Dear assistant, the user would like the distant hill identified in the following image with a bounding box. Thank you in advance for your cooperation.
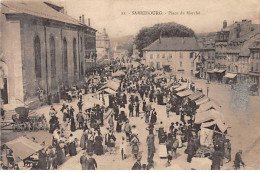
[110,35,134,52]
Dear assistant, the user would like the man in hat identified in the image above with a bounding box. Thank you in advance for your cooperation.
[124,120,131,142]
[80,151,89,170]
[128,102,134,117]
[77,111,84,129]
[77,100,83,112]
[234,150,245,170]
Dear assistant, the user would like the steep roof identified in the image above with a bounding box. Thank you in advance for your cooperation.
[249,40,260,49]
[230,25,260,43]
[239,34,260,56]
[1,1,83,26]
[143,37,200,51]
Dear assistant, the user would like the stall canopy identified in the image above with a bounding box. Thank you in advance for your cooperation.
[175,85,188,92]
[195,109,224,124]
[198,100,221,113]
[100,80,120,91]
[195,96,210,105]
[103,88,117,95]
[84,97,103,109]
[194,71,200,74]
[188,92,204,101]
[201,118,228,133]
[112,71,125,77]
[215,69,226,73]
[224,73,237,79]
[176,90,193,97]
[4,137,43,160]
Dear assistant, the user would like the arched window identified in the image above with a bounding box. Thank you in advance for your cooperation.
[63,38,68,80]
[73,38,77,72]
[50,36,56,89]
[34,36,41,78]
[50,36,56,78]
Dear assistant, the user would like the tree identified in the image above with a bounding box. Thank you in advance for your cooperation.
[134,22,195,57]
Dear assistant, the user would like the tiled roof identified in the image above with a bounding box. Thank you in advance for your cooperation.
[143,37,200,51]
[249,40,260,49]
[239,34,260,56]
[200,44,215,50]
[1,1,82,26]
[230,25,260,43]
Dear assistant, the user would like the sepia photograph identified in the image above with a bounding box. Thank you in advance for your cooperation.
[0,0,260,170]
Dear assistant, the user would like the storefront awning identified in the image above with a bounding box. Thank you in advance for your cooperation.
[176,90,193,97]
[197,100,221,113]
[224,73,237,79]
[4,137,43,160]
[249,72,260,77]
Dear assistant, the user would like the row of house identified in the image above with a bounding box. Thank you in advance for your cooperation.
[0,1,97,106]
[142,19,260,86]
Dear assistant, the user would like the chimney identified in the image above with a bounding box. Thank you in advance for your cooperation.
[88,18,91,27]
[82,15,85,24]
[236,24,241,38]
[79,16,81,23]
[223,20,227,29]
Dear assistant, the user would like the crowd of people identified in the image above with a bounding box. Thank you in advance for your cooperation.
[1,60,247,170]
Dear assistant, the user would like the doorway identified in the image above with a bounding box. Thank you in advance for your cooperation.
[1,78,8,104]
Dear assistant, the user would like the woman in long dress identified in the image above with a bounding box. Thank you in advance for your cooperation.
[131,134,139,159]
[80,130,88,150]
[94,132,103,155]
[70,116,76,132]
[69,134,77,156]
[87,131,95,155]
[176,128,183,148]
[159,132,168,158]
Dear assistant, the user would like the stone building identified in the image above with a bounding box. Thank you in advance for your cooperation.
[199,44,216,80]
[249,40,260,86]
[215,19,260,82]
[143,37,200,78]
[96,28,110,66]
[0,1,96,107]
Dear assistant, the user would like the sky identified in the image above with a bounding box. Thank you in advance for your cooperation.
[59,0,260,38]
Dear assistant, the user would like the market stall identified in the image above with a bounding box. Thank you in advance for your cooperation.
[2,137,43,169]
[197,101,221,113]
[195,96,210,106]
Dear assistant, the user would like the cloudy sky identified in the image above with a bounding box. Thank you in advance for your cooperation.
[61,0,260,38]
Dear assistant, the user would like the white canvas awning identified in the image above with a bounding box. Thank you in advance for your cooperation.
[188,92,204,101]
[198,100,221,113]
[195,96,210,105]
[175,85,187,92]
[195,109,225,124]
[176,90,193,97]
[4,137,43,160]
[224,73,237,79]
